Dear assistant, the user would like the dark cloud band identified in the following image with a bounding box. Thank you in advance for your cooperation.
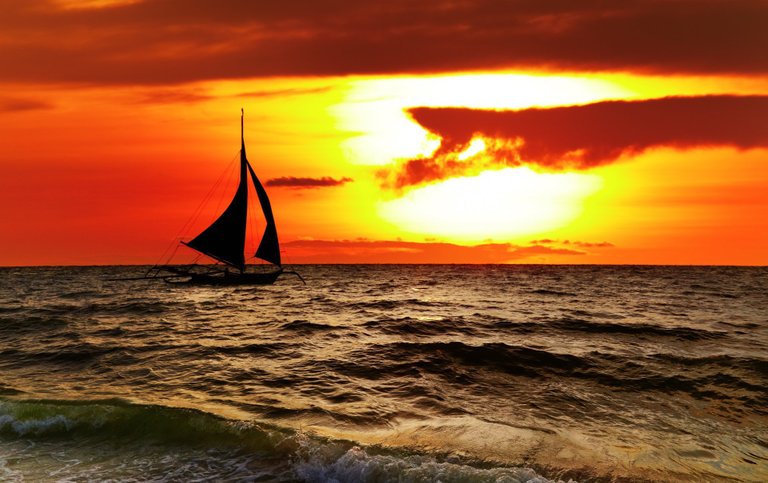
[1,1,766,84]
[378,95,768,189]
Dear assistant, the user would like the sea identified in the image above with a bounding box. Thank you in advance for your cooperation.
[0,265,765,482]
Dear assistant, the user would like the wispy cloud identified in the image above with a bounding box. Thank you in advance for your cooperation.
[379,95,768,189]
[127,85,335,105]
[130,88,214,104]
[531,239,614,248]
[237,86,335,99]
[266,176,353,189]
[283,239,591,264]
[0,96,54,112]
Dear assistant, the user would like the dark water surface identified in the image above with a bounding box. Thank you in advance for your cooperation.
[0,265,766,482]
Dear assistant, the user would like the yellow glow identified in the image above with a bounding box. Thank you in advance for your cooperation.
[378,167,603,241]
[4,70,767,265]
[458,138,487,161]
[334,72,768,168]
[335,73,632,166]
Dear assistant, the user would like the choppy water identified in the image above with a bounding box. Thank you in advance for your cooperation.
[0,265,766,482]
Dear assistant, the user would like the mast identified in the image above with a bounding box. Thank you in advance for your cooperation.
[182,111,249,271]
[182,109,281,270]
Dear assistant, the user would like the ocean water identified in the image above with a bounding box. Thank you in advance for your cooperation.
[0,265,766,482]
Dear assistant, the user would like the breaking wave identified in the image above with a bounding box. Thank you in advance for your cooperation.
[0,398,559,482]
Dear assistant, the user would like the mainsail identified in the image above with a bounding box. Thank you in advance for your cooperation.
[183,110,281,270]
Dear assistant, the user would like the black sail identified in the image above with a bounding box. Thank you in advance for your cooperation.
[183,110,280,270]
[247,160,281,266]
[184,150,248,270]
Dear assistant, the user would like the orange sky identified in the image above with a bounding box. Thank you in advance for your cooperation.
[1,0,767,266]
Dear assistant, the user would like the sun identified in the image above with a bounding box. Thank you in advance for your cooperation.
[378,167,602,242]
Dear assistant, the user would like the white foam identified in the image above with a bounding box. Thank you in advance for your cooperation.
[294,445,563,483]
[0,458,22,483]
[0,445,25,483]
[0,414,75,436]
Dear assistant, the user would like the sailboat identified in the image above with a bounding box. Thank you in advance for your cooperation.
[144,110,302,285]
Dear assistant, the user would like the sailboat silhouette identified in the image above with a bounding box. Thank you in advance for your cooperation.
[147,110,303,285]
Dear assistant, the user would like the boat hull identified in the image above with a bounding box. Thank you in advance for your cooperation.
[162,267,284,286]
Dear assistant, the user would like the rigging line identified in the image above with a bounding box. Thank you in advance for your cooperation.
[148,240,184,278]
[147,243,181,277]
[147,151,239,274]
[161,241,182,267]
[282,246,294,267]
[210,151,239,219]
[148,234,182,275]
[147,237,183,277]
[183,150,240,240]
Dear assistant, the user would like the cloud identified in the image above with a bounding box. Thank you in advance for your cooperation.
[130,88,214,104]
[283,239,587,264]
[0,1,765,84]
[379,95,768,189]
[266,176,353,189]
[128,85,334,105]
[531,239,614,248]
[0,96,54,112]
[237,86,335,99]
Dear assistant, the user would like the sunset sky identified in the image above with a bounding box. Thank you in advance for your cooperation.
[1,0,766,265]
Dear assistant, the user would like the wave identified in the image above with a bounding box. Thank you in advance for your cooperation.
[490,317,726,340]
[329,341,766,409]
[650,351,767,372]
[0,397,558,482]
[551,318,727,340]
[0,398,276,448]
[282,319,338,332]
[349,298,447,311]
[205,342,295,357]
[0,344,124,368]
[363,316,480,337]
[75,299,182,316]
[0,385,22,397]
[0,314,72,333]
[371,341,590,378]
[295,446,556,483]
[0,300,179,337]
[528,289,577,297]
